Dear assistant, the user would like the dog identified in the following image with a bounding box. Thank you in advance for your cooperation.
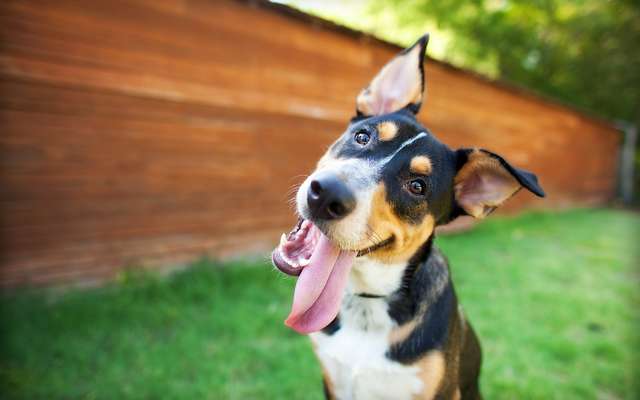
[272,34,545,400]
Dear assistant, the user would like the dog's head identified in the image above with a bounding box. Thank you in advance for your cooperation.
[272,35,544,333]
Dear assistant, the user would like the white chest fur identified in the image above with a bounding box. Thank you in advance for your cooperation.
[309,258,423,400]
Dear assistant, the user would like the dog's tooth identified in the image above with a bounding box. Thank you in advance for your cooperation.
[279,233,288,246]
[298,257,311,267]
[281,253,300,269]
[282,254,293,265]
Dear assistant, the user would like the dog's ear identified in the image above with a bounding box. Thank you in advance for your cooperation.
[356,34,429,117]
[454,148,545,218]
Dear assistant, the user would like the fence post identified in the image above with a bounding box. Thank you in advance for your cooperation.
[616,121,637,205]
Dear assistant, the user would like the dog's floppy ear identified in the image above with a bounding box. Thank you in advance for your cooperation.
[454,148,545,218]
[356,34,429,117]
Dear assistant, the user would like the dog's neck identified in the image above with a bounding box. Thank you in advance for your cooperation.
[322,237,450,336]
[346,236,448,315]
[348,257,409,298]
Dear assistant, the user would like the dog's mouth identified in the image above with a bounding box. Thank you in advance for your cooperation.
[272,218,393,334]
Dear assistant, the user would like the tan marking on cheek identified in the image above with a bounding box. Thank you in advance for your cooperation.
[412,350,446,400]
[366,184,435,263]
[377,121,398,141]
[410,156,432,175]
[364,183,403,251]
[389,318,419,345]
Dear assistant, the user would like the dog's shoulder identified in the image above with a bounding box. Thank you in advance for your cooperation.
[387,245,454,363]
[385,245,472,398]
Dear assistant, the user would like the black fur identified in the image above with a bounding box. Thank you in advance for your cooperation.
[386,236,434,325]
[321,316,341,335]
[386,244,455,364]
[387,282,454,364]
[329,112,545,227]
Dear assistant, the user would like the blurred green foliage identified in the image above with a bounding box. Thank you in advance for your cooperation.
[288,0,640,124]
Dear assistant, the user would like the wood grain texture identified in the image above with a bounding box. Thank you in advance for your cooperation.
[0,0,620,287]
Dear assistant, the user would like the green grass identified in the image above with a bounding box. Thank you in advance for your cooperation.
[1,209,638,400]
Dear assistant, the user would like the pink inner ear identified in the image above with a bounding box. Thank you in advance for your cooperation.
[456,168,520,218]
[357,43,424,116]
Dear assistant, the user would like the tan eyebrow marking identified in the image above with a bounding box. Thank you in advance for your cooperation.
[410,155,432,175]
[377,121,398,141]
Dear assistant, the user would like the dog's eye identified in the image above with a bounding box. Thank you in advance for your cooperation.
[354,130,370,146]
[408,179,426,196]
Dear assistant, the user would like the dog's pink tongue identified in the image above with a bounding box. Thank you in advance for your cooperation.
[285,232,356,334]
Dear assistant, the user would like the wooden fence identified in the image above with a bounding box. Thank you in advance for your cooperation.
[0,0,621,287]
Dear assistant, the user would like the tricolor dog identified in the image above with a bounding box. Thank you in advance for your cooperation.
[272,35,544,400]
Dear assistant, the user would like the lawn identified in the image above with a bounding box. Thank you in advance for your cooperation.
[1,209,638,400]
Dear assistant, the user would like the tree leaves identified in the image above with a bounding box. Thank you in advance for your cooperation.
[291,0,640,123]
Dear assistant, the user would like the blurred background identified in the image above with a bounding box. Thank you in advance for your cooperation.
[0,0,638,399]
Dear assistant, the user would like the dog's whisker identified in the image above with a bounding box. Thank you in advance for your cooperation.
[286,193,298,204]
[285,184,301,198]
[288,174,309,182]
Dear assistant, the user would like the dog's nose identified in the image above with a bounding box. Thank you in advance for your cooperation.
[307,172,356,220]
